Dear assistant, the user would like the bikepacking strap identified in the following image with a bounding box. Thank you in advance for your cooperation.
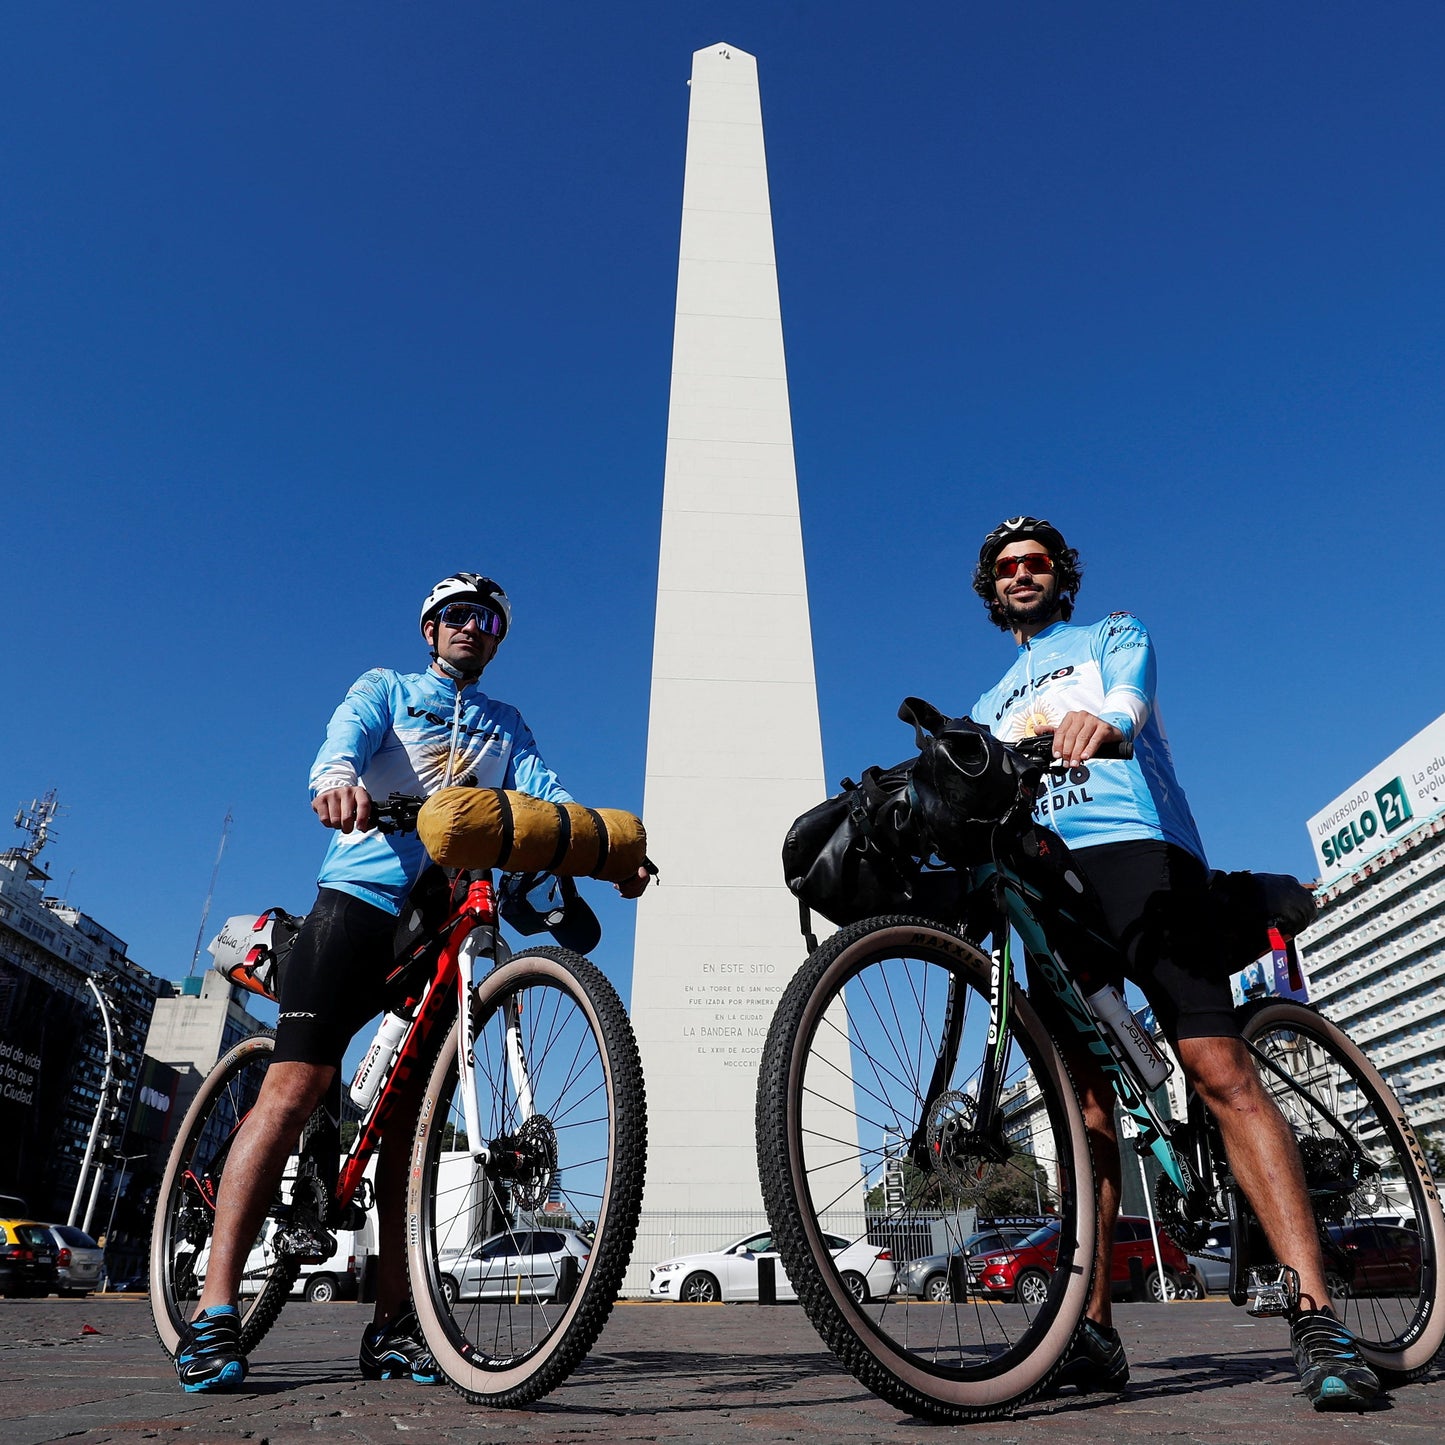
[416,786,648,883]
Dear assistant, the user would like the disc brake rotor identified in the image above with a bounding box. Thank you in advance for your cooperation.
[924,1090,1000,1201]
[510,1114,559,1212]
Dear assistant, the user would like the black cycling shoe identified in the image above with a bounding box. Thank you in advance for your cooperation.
[1041,1318,1129,1396]
[1290,1309,1380,1410]
[360,1309,442,1385]
[175,1305,248,1393]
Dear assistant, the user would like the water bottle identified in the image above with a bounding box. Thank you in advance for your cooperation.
[349,1010,409,1110]
[1084,983,1171,1091]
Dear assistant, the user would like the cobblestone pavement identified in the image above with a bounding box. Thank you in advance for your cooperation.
[2,1296,1442,1444]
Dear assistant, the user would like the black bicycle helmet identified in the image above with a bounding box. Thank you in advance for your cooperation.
[973,516,1083,628]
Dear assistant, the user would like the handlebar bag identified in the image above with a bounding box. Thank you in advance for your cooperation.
[417,787,647,883]
[783,759,961,926]
[900,697,1031,868]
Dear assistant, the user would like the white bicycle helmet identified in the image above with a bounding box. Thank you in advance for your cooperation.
[419,572,512,641]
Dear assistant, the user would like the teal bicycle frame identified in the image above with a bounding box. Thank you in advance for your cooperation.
[968,856,1193,1197]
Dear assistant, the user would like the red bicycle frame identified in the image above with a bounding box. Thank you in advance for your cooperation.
[334,876,497,1209]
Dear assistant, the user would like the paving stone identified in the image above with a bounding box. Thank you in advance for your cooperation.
[0,1296,1440,1444]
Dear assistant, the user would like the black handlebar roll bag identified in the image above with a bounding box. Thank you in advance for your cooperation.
[901,697,1031,868]
[417,787,647,884]
[782,759,948,927]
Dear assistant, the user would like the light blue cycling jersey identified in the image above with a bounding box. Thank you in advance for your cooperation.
[310,667,572,914]
[970,614,1206,863]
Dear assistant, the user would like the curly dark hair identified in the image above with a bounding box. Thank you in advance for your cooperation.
[972,516,1084,630]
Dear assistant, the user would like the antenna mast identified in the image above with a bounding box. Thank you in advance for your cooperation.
[188,810,234,975]
[12,790,61,861]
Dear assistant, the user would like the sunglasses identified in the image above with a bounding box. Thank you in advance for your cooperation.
[437,601,505,636]
[993,552,1055,580]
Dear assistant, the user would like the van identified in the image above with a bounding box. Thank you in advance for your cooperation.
[287,1219,375,1303]
[194,1215,376,1303]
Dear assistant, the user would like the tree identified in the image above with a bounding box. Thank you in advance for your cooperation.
[865,1147,1054,1216]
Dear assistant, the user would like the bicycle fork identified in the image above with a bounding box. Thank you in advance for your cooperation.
[453,925,535,1166]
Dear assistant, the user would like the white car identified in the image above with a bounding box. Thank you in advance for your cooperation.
[435,1227,592,1305]
[649,1229,895,1304]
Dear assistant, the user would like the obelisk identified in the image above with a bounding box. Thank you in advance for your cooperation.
[629,43,859,1260]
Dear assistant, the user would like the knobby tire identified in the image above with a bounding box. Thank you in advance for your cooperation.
[150,1029,302,1358]
[757,916,1097,1422]
[1239,997,1445,1382]
[406,946,646,1406]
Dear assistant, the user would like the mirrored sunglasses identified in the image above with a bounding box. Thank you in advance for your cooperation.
[993,552,1056,580]
[438,600,505,635]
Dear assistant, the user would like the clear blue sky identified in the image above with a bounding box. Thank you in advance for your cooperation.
[4,5,1444,1052]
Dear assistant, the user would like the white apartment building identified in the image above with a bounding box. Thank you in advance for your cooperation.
[1296,712,1445,1157]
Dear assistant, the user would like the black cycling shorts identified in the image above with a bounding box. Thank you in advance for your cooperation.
[1051,838,1241,1044]
[272,887,397,1068]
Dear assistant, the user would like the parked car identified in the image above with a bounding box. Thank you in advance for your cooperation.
[0,1218,61,1297]
[649,1229,896,1304]
[898,1225,1038,1301]
[46,1225,104,1296]
[435,1227,592,1305]
[1325,1221,1423,1298]
[969,1215,1194,1303]
[1188,1217,1423,1300]
[1187,1221,1232,1294]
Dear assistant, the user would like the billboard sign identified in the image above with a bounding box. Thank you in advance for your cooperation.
[0,958,91,1213]
[127,1055,180,1144]
[1307,712,1445,883]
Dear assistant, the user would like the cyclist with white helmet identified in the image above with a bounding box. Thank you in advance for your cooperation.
[969,518,1379,1412]
[174,573,649,1395]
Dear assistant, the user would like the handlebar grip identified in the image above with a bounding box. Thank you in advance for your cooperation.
[1010,734,1134,763]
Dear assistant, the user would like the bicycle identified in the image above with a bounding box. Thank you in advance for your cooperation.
[149,794,647,1406]
[757,725,1445,1422]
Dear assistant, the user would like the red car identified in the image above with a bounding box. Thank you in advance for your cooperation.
[969,1215,1196,1304]
[1326,1222,1422,1298]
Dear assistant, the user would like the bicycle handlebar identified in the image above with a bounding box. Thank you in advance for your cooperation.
[1006,733,1133,765]
[372,793,424,835]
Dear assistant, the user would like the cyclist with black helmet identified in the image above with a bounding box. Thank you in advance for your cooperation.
[174,573,649,1394]
[968,518,1379,1411]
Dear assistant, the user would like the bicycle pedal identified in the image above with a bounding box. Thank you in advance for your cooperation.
[1246,1264,1300,1317]
[274,1224,336,1264]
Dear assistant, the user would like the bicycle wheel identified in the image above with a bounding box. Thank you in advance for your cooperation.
[757,916,1096,1422]
[150,1030,301,1357]
[407,946,646,1406]
[1240,998,1445,1382]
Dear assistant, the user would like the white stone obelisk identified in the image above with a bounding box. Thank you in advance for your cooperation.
[629,44,860,1252]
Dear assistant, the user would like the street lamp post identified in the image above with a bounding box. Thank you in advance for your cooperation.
[68,977,116,1228]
